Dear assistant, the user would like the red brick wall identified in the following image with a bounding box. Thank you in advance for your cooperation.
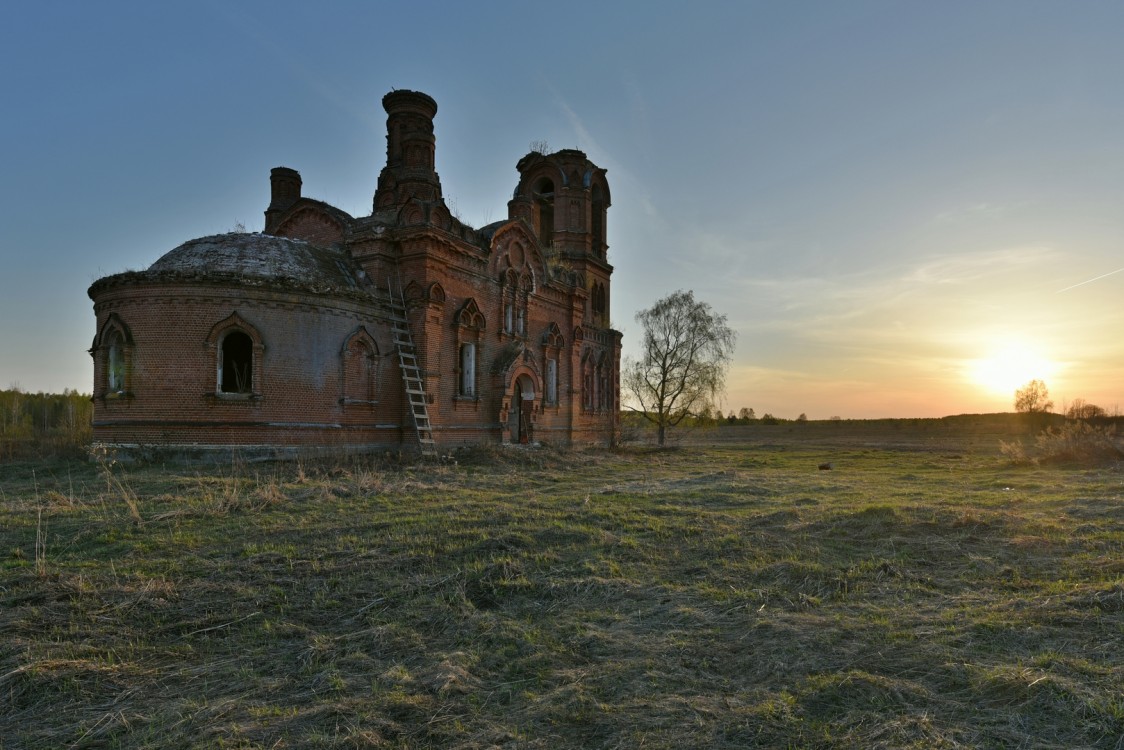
[274,208,345,246]
[346,227,619,449]
[90,269,618,451]
[91,281,407,449]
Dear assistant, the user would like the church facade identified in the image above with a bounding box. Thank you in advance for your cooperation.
[88,90,621,458]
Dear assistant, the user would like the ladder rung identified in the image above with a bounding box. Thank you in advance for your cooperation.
[389,288,437,459]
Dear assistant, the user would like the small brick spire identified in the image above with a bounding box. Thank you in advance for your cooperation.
[373,90,444,212]
[264,167,301,233]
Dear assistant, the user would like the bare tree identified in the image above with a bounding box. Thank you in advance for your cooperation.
[1014,379,1053,414]
[1066,398,1107,420]
[623,290,736,446]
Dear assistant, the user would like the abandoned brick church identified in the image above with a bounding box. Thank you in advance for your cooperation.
[88,90,622,457]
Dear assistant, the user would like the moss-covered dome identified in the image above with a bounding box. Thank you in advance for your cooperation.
[148,233,357,288]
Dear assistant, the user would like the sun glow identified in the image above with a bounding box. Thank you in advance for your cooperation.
[969,340,1059,396]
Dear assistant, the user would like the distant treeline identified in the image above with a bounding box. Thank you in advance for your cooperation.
[621,408,1124,446]
[0,388,92,460]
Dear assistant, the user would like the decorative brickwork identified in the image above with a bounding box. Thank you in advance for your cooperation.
[89,91,621,458]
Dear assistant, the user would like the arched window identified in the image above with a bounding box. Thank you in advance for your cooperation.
[546,358,558,405]
[459,343,476,397]
[92,314,134,398]
[454,299,485,402]
[591,282,608,323]
[106,331,125,392]
[341,327,379,405]
[582,352,594,412]
[220,331,254,394]
[516,270,533,337]
[541,322,564,408]
[206,313,264,398]
[501,268,518,336]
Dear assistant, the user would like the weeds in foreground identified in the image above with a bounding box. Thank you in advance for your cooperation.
[92,445,144,524]
[1000,420,1123,466]
[34,507,46,577]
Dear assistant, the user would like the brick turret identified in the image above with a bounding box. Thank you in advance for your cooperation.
[264,167,302,234]
[373,90,444,212]
[509,149,613,327]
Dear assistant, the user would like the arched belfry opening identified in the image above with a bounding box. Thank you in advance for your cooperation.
[592,184,607,259]
[533,177,555,245]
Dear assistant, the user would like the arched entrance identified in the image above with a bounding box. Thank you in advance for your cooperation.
[509,375,536,444]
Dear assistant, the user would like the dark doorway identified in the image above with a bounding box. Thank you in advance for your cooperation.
[512,376,535,444]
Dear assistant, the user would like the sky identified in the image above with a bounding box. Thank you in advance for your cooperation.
[3,1,1123,419]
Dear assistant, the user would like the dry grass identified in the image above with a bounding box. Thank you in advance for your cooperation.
[1000,421,1124,467]
[2,424,1123,748]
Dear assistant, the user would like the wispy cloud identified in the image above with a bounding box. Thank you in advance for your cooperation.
[932,201,1028,224]
[549,85,663,228]
[900,246,1057,285]
[548,87,610,164]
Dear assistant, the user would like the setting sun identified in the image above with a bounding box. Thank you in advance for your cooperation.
[969,340,1059,396]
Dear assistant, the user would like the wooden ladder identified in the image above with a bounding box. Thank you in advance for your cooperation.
[387,282,438,459]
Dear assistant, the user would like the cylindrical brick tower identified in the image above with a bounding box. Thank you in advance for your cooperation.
[374,90,443,210]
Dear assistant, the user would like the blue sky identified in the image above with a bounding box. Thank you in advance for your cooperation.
[4,1,1124,418]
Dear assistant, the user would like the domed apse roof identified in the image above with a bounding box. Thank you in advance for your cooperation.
[148,233,359,289]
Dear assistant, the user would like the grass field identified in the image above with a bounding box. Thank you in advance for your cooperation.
[2,419,1122,748]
